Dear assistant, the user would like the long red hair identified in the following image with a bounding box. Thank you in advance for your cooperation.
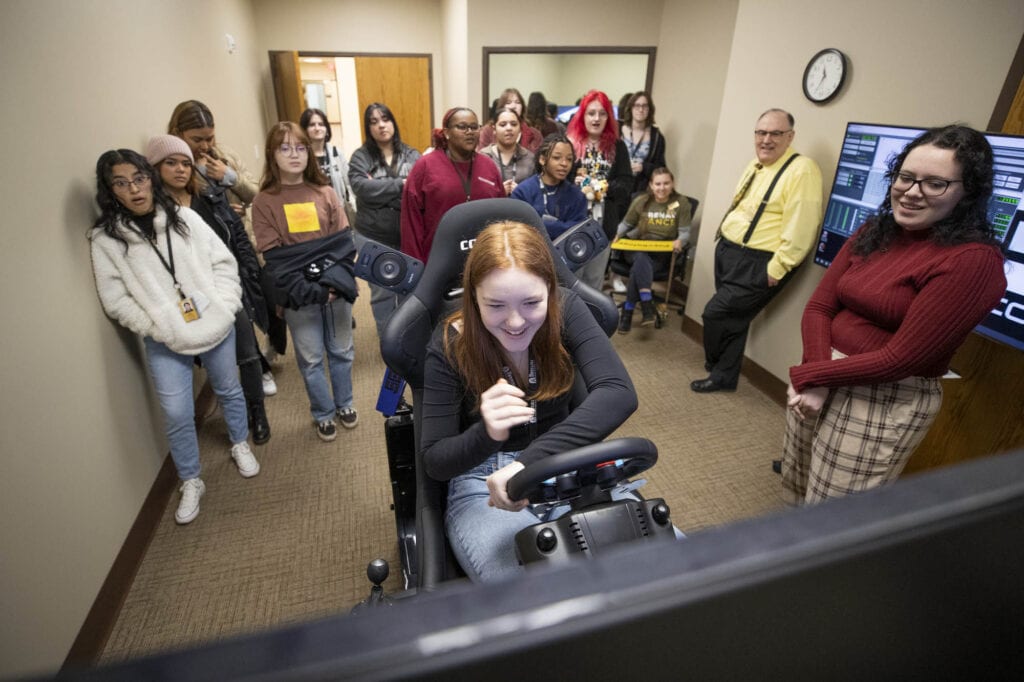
[444,221,573,401]
[566,90,619,161]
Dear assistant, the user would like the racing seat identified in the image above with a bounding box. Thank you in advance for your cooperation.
[379,198,618,590]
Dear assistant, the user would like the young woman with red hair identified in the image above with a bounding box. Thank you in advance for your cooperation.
[565,90,633,290]
[419,221,638,582]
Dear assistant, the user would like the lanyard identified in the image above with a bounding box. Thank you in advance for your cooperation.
[541,178,561,217]
[501,356,538,441]
[128,220,187,300]
[447,152,475,202]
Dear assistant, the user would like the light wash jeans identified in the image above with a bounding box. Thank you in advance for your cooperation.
[284,301,354,422]
[352,230,401,338]
[143,330,248,481]
[445,451,642,583]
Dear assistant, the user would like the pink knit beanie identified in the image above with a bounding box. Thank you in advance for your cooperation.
[145,135,194,165]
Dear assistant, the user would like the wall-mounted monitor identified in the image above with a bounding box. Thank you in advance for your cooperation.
[813,122,1024,352]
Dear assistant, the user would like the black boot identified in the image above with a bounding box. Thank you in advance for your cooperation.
[248,399,271,445]
[640,300,656,326]
[618,306,633,334]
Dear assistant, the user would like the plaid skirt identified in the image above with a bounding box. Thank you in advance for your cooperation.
[781,370,943,505]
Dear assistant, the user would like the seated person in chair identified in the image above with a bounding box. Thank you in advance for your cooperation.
[614,167,691,332]
[419,221,638,583]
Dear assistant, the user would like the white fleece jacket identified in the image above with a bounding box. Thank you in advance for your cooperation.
[90,205,242,355]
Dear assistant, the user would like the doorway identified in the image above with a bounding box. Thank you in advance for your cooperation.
[270,51,434,155]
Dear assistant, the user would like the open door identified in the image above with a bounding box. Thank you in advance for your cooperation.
[269,50,305,124]
[269,52,433,153]
[354,56,433,153]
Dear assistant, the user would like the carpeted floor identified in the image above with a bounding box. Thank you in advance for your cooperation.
[99,281,789,664]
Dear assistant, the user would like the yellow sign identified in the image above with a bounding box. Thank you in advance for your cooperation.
[284,202,322,233]
[611,238,675,252]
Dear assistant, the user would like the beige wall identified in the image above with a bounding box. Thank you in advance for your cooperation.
[250,0,445,126]
[3,0,1022,676]
[0,0,267,676]
[685,0,1024,384]
[654,0,740,231]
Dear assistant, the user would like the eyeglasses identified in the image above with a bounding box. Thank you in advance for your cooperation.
[110,174,151,191]
[633,103,650,109]
[892,172,963,197]
[278,144,308,155]
[753,129,792,139]
[449,123,481,133]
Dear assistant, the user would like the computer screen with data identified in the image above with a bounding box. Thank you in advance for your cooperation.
[814,122,1024,352]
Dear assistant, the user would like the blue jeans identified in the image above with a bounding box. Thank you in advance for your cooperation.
[143,330,248,481]
[284,301,354,421]
[445,451,642,583]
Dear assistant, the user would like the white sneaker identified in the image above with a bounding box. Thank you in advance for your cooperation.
[612,277,627,293]
[175,478,205,524]
[231,441,261,478]
[262,371,278,396]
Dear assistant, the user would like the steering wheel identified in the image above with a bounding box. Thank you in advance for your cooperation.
[506,437,658,505]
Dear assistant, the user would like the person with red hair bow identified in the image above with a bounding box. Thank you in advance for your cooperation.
[565,90,633,290]
[400,107,505,263]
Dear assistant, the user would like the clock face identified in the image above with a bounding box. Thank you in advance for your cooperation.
[803,49,847,104]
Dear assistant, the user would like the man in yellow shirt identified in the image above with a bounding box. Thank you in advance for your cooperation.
[692,109,823,393]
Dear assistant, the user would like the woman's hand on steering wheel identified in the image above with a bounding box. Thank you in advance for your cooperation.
[487,460,529,511]
[480,379,535,442]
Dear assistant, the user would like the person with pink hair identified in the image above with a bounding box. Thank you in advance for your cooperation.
[565,90,633,290]
[400,107,505,262]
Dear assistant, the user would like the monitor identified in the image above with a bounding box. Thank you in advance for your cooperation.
[814,122,1024,352]
[61,449,1024,681]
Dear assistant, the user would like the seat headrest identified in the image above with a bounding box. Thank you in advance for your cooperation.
[381,198,616,388]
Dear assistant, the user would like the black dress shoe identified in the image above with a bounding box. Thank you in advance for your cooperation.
[689,377,737,393]
[772,459,782,474]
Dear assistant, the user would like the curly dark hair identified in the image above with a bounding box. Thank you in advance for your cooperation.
[853,125,998,256]
[534,133,575,175]
[92,149,187,252]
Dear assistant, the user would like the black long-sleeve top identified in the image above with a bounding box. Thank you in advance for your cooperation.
[420,288,638,482]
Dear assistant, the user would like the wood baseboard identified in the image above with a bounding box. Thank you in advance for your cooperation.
[62,457,177,669]
[63,381,216,669]
[680,315,787,407]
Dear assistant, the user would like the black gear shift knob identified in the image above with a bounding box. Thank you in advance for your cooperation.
[367,558,389,586]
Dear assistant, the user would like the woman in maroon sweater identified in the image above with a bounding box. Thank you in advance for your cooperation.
[781,125,1006,504]
[400,107,504,263]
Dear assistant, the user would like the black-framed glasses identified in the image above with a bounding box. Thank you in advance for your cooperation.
[449,123,481,133]
[892,172,962,197]
[753,129,792,139]
[110,173,151,191]
[278,144,308,155]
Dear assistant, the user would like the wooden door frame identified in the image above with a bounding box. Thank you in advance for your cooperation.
[987,31,1024,131]
[288,50,434,127]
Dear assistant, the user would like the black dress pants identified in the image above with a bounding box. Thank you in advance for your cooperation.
[700,239,794,386]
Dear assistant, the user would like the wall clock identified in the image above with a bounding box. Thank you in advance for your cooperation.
[803,48,848,104]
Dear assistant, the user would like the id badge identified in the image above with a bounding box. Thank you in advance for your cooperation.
[179,297,201,323]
